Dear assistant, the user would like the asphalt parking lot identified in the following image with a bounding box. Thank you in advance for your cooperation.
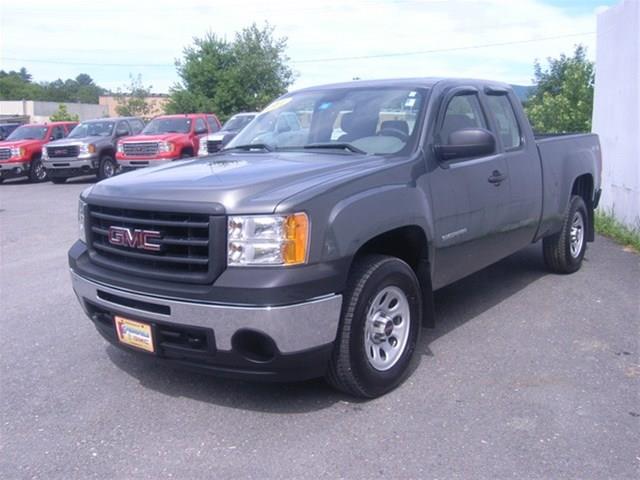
[1,179,638,479]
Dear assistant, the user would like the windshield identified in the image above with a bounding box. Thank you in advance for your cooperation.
[227,87,426,155]
[222,114,256,132]
[68,121,114,138]
[142,117,191,135]
[6,125,48,141]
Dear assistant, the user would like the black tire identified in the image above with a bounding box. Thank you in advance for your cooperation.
[180,152,192,159]
[326,255,422,398]
[543,195,588,274]
[28,158,48,183]
[50,177,67,184]
[98,155,117,180]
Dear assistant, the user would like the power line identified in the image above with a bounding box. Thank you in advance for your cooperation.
[2,31,595,68]
[290,31,596,63]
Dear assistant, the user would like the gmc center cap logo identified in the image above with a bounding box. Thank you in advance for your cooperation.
[108,226,162,252]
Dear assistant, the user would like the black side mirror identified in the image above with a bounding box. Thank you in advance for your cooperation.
[434,128,496,161]
[194,127,207,135]
[116,129,129,137]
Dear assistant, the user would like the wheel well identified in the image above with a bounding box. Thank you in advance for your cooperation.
[353,225,434,327]
[572,174,595,241]
[100,148,115,159]
[355,225,428,272]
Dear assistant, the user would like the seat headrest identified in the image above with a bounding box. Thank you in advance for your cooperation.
[380,120,409,135]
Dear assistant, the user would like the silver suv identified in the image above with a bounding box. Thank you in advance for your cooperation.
[43,117,144,183]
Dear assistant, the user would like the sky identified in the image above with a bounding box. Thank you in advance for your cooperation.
[0,0,618,94]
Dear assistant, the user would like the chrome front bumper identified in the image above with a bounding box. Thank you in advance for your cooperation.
[70,270,342,354]
[117,158,173,168]
[43,156,95,169]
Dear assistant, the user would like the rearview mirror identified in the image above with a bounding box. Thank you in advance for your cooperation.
[434,128,495,161]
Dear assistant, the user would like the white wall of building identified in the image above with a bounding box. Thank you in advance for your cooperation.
[592,0,640,229]
[0,100,108,123]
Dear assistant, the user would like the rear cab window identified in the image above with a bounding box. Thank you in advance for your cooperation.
[207,116,220,133]
[485,94,522,150]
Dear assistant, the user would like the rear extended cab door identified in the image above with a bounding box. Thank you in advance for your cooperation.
[482,86,543,253]
[426,85,512,289]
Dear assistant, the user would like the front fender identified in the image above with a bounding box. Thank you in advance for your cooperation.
[323,183,433,261]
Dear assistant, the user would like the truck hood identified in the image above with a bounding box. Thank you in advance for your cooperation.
[120,133,186,143]
[47,135,107,146]
[87,151,387,214]
[0,139,42,149]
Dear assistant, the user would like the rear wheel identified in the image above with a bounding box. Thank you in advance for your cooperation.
[326,255,422,398]
[98,155,117,180]
[28,158,48,183]
[543,195,588,274]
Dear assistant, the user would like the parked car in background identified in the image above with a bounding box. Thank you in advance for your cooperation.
[43,117,144,183]
[198,112,256,155]
[0,122,76,183]
[69,78,601,398]
[116,113,220,171]
[0,123,21,141]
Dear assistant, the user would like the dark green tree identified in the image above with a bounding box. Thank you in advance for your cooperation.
[166,23,294,120]
[0,69,104,103]
[525,45,594,133]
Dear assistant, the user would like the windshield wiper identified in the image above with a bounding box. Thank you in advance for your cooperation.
[223,143,273,152]
[303,143,366,154]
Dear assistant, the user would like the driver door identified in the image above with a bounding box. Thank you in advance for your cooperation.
[427,88,511,288]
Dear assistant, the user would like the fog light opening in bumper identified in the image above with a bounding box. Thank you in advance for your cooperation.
[232,329,277,363]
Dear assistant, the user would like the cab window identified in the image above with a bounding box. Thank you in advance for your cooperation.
[50,125,66,140]
[439,94,487,144]
[195,118,207,134]
[128,119,144,134]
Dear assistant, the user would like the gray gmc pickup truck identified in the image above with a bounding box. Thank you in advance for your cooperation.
[44,117,144,183]
[69,78,601,398]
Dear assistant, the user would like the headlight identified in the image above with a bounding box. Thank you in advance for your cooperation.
[42,148,49,160]
[78,199,87,243]
[198,139,208,156]
[158,141,175,153]
[228,213,309,266]
[79,143,96,154]
[10,147,25,158]
[117,143,124,153]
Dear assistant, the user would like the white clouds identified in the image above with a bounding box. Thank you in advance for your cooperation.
[0,0,605,92]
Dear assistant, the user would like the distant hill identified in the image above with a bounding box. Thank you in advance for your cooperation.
[510,84,534,102]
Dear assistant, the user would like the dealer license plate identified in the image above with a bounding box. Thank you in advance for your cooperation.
[114,316,154,353]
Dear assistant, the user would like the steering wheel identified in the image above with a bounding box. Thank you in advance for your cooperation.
[378,127,409,141]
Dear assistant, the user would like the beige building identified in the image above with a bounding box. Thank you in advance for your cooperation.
[0,100,108,122]
[99,94,169,118]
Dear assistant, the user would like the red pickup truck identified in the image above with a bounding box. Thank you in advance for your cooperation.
[116,114,220,171]
[0,121,77,182]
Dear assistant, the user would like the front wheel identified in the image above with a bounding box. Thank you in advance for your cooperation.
[326,255,422,398]
[543,195,588,274]
[98,155,117,180]
[29,158,48,183]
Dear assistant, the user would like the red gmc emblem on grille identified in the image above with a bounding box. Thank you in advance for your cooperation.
[108,226,162,252]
